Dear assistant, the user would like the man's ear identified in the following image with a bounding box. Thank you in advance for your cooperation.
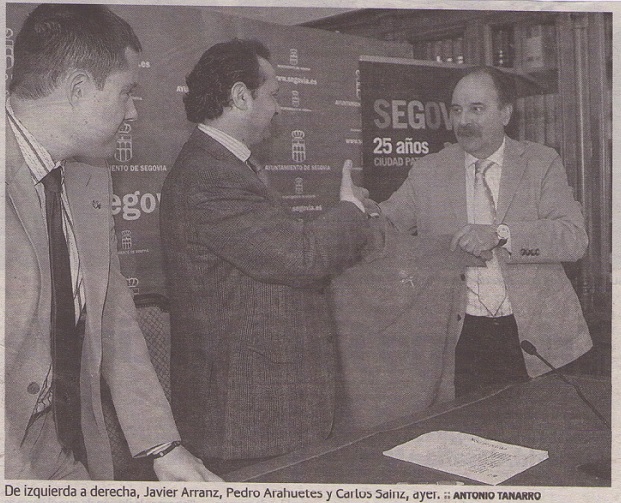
[66,70,92,107]
[230,81,251,111]
[502,103,513,127]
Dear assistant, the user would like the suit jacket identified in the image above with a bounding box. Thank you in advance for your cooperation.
[5,123,179,480]
[160,129,369,459]
[331,232,483,430]
[379,138,592,377]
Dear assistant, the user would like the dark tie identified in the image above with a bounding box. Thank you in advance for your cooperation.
[41,167,85,460]
[246,155,269,186]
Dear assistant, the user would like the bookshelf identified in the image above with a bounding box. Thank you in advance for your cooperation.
[411,36,465,64]
[489,19,560,153]
[491,24,515,68]
[305,9,612,372]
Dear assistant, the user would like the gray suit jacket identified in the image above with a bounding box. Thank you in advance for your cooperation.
[331,232,482,430]
[160,129,370,459]
[5,123,179,479]
[379,138,592,377]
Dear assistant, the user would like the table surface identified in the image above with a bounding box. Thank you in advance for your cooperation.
[226,374,611,486]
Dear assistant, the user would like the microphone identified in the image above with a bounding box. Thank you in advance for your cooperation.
[520,340,609,428]
[520,340,610,481]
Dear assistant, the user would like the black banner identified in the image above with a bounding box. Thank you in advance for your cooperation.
[360,56,464,202]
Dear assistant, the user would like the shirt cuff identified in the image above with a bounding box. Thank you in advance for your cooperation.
[341,196,366,213]
[136,441,177,458]
[502,228,512,254]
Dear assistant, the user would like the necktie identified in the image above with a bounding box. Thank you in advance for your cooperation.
[473,159,496,225]
[41,167,85,459]
[473,159,507,316]
[246,155,269,187]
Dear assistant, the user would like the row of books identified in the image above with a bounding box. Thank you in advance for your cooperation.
[522,23,557,71]
[412,22,556,72]
[411,37,465,64]
[493,23,557,72]
[514,93,560,150]
[492,27,514,68]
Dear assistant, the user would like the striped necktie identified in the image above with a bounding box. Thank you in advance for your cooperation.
[473,159,496,225]
[246,155,269,187]
[472,159,507,316]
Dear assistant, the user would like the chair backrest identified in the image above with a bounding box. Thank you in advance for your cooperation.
[101,293,171,480]
[134,293,171,402]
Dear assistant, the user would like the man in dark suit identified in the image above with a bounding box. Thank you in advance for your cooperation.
[160,39,372,468]
[379,66,592,396]
[5,4,220,481]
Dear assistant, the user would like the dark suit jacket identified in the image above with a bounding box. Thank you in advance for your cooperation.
[160,129,370,459]
[379,138,592,377]
[5,123,179,479]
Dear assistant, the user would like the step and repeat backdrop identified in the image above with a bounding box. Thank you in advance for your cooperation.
[10,4,524,299]
[6,3,412,295]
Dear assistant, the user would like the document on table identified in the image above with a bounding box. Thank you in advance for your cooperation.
[383,431,549,485]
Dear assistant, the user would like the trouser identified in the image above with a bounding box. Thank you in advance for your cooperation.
[455,314,529,397]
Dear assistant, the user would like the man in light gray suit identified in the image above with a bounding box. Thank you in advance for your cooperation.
[379,66,591,396]
[5,3,220,481]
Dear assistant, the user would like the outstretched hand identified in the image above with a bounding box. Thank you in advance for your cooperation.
[339,159,370,213]
[340,159,369,201]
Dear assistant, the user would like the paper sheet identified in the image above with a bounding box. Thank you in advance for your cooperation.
[383,431,549,485]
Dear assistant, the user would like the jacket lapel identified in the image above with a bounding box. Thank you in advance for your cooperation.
[497,138,527,223]
[64,161,110,395]
[191,128,282,203]
[5,125,52,334]
[447,147,469,229]
[64,161,110,319]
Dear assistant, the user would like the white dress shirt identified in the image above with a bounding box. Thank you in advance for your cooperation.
[464,138,512,317]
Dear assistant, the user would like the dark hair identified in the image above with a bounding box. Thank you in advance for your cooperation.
[10,4,141,99]
[184,38,271,123]
[453,66,516,108]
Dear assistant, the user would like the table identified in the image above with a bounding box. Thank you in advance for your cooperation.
[226,374,610,486]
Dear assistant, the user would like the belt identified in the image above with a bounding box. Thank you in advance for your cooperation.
[465,313,515,326]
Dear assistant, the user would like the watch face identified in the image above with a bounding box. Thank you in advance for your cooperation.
[497,224,510,240]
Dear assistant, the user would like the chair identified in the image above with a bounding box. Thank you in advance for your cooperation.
[133,294,172,402]
[101,293,171,480]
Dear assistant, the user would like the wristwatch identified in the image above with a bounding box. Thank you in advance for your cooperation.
[149,440,182,459]
[496,224,510,248]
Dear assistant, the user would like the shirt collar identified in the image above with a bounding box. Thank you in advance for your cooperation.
[465,136,506,170]
[6,97,61,184]
[197,123,251,162]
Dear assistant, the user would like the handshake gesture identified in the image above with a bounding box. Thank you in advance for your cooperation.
[339,159,379,216]
[339,159,498,261]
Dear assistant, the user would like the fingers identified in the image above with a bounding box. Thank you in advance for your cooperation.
[451,225,497,259]
[200,465,224,482]
[450,225,470,251]
[341,159,353,188]
[353,185,369,200]
[340,159,354,199]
